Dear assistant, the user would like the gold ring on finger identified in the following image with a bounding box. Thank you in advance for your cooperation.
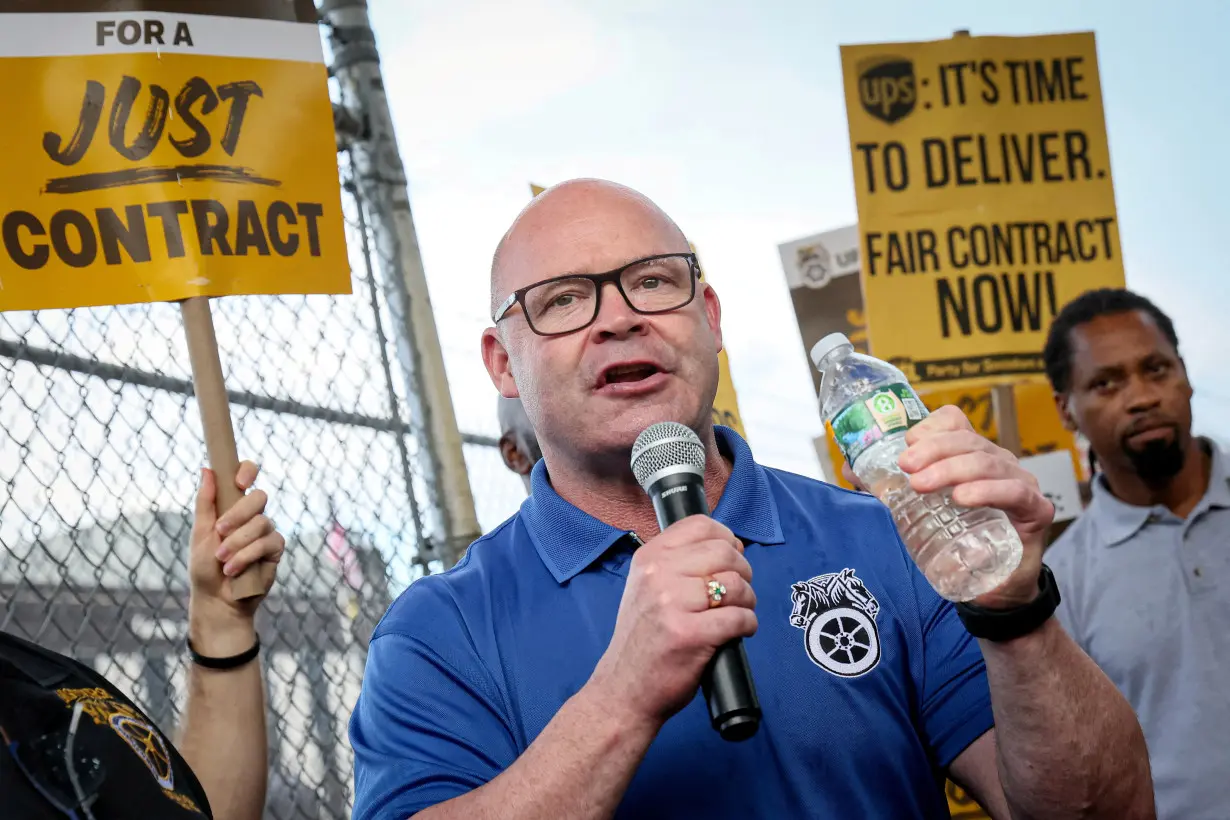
[706,578,726,608]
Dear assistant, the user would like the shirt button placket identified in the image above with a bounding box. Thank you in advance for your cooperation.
[1179,508,1215,595]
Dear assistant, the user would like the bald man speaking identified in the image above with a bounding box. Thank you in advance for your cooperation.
[348,180,1153,819]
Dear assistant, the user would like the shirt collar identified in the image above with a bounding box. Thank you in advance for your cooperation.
[520,426,785,584]
[1089,438,1230,546]
[1203,442,1230,509]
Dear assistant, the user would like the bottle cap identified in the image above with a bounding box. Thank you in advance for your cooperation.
[810,332,852,370]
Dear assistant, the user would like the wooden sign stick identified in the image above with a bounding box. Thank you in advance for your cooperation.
[991,383,1023,458]
[181,296,272,601]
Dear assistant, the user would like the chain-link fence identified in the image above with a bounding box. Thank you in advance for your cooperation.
[0,51,531,820]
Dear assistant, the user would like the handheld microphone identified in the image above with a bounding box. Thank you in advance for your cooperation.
[630,422,761,742]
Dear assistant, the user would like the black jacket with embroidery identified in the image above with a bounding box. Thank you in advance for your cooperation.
[0,630,212,819]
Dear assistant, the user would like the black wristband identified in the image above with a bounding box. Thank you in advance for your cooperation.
[187,635,261,670]
[956,564,1061,642]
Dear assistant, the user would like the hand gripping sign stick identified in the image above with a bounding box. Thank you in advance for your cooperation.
[181,296,274,600]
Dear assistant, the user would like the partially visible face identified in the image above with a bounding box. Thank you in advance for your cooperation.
[1058,310,1193,485]
[499,430,540,493]
[481,181,723,464]
[497,397,543,489]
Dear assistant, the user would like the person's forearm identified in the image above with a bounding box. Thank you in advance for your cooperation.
[177,604,268,820]
[418,683,657,820]
[981,618,1154,820]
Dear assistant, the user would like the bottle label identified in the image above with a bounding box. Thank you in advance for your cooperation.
[830,382,926,464]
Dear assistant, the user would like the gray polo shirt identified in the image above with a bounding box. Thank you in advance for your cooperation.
[1046,441,1230,820]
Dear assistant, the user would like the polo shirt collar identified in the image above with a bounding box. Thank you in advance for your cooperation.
[1089,438,1230,547]
[1203,442,1230,509]
[520,426,785,584]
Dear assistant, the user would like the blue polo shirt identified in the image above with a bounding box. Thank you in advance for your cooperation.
[350,427,993,819]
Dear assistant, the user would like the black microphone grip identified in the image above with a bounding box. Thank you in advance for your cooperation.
[648,471,761,742]
[647,471,710,529]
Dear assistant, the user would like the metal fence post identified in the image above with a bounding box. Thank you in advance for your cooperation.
[320,0,481,566]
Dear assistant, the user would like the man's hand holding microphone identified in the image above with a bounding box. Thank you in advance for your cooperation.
[588,516,757,731]
[588,420,763,742]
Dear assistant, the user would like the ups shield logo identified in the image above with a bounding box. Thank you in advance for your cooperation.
[858,57,916,124]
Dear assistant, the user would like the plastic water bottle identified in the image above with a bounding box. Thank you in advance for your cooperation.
[811,333,1022,602]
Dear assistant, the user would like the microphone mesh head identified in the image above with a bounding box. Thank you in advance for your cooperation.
[630,422,705,490]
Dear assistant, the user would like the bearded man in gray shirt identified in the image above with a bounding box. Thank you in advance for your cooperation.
[1043,287,1228,820]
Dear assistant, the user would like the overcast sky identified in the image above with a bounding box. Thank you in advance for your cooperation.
[364,0,1230,527]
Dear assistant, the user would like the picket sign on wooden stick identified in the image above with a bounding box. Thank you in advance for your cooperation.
[181,296,272,601]
[0,4,349,598]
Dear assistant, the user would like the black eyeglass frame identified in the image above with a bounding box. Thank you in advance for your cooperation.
[491,252,702,336]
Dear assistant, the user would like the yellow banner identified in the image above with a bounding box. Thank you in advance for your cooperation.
[711,348,747,439]
[528,184,748,439]
[840,32,1125,390]
[0,12,349,311]
[946,781,992,819]
[692,244,748,439]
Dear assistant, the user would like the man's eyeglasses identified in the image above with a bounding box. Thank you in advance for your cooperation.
[4,701,105,820]
[492,252,701,336]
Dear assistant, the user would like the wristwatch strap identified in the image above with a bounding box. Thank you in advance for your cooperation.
[955,564,1061,642]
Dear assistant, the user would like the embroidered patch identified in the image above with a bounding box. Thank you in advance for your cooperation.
[56,687,201,813]
[788,568,882,678]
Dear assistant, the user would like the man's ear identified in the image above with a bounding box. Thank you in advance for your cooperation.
[482,327,519,398]
[498,433,519,472]
[499,434,533,476]
[1054,391,1078,433]
[701,283,723,354]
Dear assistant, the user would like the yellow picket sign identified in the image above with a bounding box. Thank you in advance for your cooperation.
[527,183,748,439]
[0,8,349,310]
[839,32,1125,389]
[691,244,748,439]
[710,348,746,438]
[946,781,992,819]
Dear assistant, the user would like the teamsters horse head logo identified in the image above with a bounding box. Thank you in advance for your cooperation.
[789,568,882,678]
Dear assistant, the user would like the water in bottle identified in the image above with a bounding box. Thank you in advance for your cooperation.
[811,332,1022,602]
